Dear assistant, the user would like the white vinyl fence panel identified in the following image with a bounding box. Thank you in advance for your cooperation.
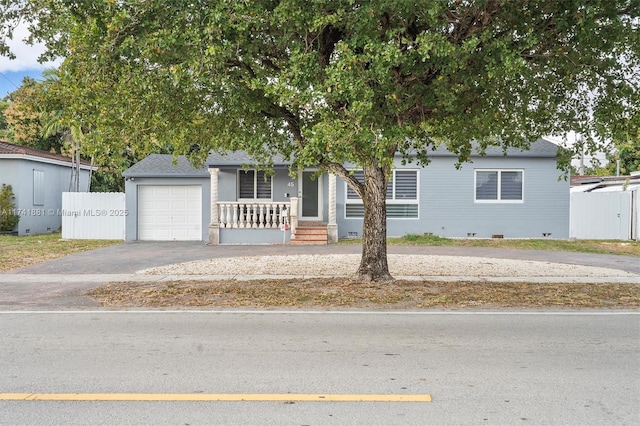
[61,192,126,240]
[570,191,633,240]
[635,189,639,240]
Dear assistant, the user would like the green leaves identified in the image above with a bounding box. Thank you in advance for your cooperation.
[0,184,19,232]
[0,0,638,174]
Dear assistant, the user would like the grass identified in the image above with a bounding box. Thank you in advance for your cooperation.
[89,279,640,309]
[0,232,122,272]
[341,234,640,257]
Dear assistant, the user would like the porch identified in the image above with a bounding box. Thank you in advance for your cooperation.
[207,168,338,244]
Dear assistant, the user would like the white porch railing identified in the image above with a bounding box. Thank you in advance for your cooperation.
[217,201,291,229]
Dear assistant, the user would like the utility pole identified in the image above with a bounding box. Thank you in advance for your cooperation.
[578,134,585,176]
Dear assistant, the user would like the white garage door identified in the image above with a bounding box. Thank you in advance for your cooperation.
[138,185,202,241]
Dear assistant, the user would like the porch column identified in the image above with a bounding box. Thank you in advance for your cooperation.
[289,197,298,238]
[208,167,220,245]
[327,173,338,243]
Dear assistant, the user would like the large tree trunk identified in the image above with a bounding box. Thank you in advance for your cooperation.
[356,164,393,282]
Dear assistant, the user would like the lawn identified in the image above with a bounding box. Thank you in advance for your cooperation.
[341,234,640,257]
[0,232,122,272]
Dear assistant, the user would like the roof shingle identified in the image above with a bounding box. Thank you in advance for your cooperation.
[123,138,560,177]
[122,154,209,177]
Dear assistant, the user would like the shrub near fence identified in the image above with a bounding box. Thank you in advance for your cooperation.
[61,192,126,240]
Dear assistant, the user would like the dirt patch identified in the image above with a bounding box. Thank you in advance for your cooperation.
[89,279,640,309]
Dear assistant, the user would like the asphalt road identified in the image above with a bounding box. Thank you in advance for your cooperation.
[1,311,639,425]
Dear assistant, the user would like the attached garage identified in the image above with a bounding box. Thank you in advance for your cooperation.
[123,155,211,242]
[138,185,202,240]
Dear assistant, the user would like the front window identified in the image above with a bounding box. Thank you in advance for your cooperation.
[238,170,272,199]
[345,170,419,218]
[475,170,523,202]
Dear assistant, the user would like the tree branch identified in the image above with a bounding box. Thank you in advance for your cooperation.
[445,0,501,44]
[317,24,343,68]
[320,161,366,199]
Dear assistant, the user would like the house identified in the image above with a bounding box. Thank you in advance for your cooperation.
[0,140,95,236]
[123,138,569,243]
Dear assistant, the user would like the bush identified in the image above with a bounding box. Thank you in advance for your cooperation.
[0,184,20,232]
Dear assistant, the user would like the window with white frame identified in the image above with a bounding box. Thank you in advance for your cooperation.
[238,170,272,199]
[345,170,418,218]
[475,169,523,202]
[33,170,45,206]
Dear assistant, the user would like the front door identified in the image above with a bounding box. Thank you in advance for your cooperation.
[299,170,322,221]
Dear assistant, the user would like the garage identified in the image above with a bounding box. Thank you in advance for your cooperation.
[137,185,202,240]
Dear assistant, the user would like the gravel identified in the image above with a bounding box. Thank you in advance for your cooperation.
[138,254,639,278]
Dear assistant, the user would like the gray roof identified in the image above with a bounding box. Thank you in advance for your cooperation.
[123,151,290,177]
[205,151,291,166]
[124,138,559,177]
[426,138,560,158]
[123,154,209,178]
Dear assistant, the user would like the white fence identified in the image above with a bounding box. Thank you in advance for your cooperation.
[61,192,126,240]
[570,190,638,240]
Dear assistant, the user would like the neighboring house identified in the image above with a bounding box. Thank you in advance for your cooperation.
[123,138,569,243]
[0,140,95,236]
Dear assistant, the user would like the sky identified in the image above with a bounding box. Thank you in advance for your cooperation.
[0,22,60,99]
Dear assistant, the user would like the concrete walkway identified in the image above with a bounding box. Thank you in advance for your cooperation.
[1,242,640,310]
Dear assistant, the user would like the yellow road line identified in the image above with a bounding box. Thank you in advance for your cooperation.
[0,393,431,402]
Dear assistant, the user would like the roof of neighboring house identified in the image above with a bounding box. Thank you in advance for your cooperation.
[124,138,560,177]
[570,172,640,192]
[0,140,94,168]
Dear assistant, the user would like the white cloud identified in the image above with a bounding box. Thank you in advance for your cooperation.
[0,21,62,72]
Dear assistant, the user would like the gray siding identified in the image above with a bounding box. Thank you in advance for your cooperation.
[220,228,291,244]
[336,156,569,239]
[124,176,211,241]
[0,158,91,236]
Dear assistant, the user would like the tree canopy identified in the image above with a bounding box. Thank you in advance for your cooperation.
[1,76,64,153]
[0,99,9,139]
[2,0,638,280]
[606,132,640,175]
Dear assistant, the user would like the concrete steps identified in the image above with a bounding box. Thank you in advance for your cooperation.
[291,224,328,245]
